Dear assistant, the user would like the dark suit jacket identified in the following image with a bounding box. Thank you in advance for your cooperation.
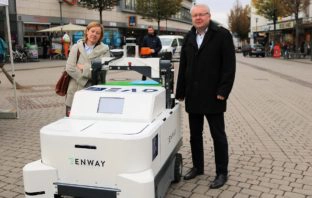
[142,34,162,57]
[176,21,236,114]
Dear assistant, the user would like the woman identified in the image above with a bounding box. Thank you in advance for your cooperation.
[65,21,110,116]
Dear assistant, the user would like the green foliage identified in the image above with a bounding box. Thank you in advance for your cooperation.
[136,0,182,31]
[78,0,119,24]
[252,0,288,21]
[253,0,310,46]
[281,0,310,17]
[228,0,250,40]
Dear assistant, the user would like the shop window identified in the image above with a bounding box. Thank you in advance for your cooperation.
[125,0,136,10]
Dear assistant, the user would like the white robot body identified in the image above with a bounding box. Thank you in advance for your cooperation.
[23,85,182,198]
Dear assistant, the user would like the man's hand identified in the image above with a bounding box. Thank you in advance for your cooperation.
[217,95,225,100]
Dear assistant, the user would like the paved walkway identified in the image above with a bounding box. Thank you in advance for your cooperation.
[0,56,312,198]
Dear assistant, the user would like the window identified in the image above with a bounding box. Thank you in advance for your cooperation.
[178,38,184,45]
[172,39,178,47]
[125,0,136,10]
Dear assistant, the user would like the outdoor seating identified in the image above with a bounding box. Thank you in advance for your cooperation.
[49,47,65,60]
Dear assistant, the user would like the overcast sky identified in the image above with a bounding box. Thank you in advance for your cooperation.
[195,0,250,28]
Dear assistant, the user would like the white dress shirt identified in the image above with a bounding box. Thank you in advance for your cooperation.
[196,28,208,48]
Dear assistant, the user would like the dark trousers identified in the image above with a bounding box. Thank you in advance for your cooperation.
[66,106,71,117]
[188,113,228,175]
[0,54,4,63]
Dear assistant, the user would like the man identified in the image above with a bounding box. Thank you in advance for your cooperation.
[42,37,49,59]
[142,26,162,57]
[141,26,162,80]
[176,4,236,189]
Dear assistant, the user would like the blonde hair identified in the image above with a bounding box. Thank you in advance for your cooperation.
[84,21,104,44]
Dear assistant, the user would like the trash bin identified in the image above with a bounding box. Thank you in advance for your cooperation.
[273,44,281,58]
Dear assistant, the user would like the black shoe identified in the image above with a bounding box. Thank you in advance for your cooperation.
[210,174,228,189]
[183,167,203,180]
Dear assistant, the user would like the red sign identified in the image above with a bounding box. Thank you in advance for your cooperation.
[63,0,77,5]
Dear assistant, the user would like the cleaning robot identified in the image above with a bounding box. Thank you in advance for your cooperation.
[23,40,183,198]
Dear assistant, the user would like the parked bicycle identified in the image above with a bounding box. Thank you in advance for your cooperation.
[6,47,28,63]
[13,48,28,62]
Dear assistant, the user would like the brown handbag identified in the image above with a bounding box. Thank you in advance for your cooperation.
[55,49,80,96]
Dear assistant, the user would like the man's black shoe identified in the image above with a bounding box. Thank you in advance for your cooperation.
[183,167,203,180]
[210,174,228,189]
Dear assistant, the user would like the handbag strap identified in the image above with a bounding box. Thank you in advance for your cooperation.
[76,49,80,64]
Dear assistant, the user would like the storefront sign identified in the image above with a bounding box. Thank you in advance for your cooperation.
[110,22,117,27]
[76,19,86,25]
[64,0,78,5]
[128,16,137,27]
[278,21,294,30]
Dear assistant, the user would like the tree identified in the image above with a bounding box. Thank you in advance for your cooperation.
[136,0,182,33]
[281,0,310,50]
[252,0,288,43]
[78,0,119,24]
[228,0,250,41]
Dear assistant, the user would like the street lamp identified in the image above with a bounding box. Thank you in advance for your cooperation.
[58,0,64,58]
[59,0,63,26]
[273,8,277,43]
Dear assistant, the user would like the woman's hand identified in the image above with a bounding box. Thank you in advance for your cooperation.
[76,64,84,71]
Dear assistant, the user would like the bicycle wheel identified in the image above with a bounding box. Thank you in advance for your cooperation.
[21,53,27,62]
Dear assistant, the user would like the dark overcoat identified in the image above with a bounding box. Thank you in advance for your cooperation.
[175,21,236,114]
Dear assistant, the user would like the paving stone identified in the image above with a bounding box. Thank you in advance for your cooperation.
[240,188,262,197]
[259,181,278,189]
[270,178,290,186]
[218,190,236,198]
[250,185,271,193]
[192,185,208,194]
[284,192,306,198]
[270,189,284,196]
[0,190,19,198]
[181,183,197,192]
[170,189,192,198]
[260,193,275,198]
[206,189,222,197]
[246,179,260,185]
[264,173,283,180]
[190,193,209,198]
[234,193,249,198]
[292,188,312,196]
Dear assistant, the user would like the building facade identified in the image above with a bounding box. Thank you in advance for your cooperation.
[0,0,192,56]
[250,0,312,52]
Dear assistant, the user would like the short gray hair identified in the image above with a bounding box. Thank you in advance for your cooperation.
[190,3,210,15]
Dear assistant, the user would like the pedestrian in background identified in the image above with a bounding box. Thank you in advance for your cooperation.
[42,37,49,59]
[0,35,8,63]
[175,3,236,189]
[65,21,110,116]
[142,26,162,57]
[141,26,162,80]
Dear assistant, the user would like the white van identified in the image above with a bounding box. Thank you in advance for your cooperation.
[159,35,184,61]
